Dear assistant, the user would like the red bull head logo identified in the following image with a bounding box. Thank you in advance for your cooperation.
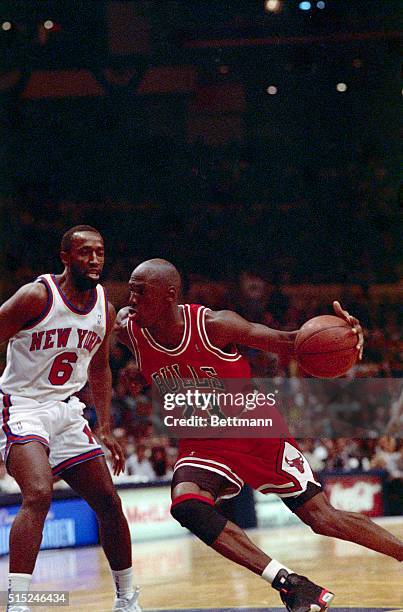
[285,452,305,473]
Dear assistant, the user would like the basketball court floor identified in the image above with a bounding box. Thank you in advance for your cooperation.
[0,517,401,611]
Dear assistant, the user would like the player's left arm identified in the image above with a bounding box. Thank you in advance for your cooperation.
[113,307,148,388]
[88,301,125,475]
[113,306,131,348]
[205,301,364,359]
[205,309,297,356]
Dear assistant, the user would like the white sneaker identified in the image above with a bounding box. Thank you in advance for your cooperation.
[113,586,142,612]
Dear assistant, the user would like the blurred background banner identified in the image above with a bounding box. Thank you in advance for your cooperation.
[0,496,99,555]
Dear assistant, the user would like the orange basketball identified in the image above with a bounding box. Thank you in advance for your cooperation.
[295,315,358,378]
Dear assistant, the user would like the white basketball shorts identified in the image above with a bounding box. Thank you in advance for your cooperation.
[0,392,104,476]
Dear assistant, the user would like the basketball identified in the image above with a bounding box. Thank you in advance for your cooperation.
[295,315,358,378]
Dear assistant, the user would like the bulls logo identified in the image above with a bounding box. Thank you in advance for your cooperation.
[285,452,305,474]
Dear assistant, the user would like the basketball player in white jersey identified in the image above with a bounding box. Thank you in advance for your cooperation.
[0,226,141,612]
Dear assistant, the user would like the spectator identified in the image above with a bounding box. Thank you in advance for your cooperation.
[299,439,328,472]
[150,446,169,481]
[371,436,403,515]
[371,436,401,474]
[126,443,156,481]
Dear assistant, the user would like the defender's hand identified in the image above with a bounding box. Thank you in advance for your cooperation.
[99,430,126,476]
[333,300,364,360]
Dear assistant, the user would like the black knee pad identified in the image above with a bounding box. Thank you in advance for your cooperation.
[170,496,227,545]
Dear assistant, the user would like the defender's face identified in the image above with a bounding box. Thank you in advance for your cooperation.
[128,272,165,328]
[63,232,105,289]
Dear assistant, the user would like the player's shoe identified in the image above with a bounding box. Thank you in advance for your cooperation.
[272,569,334,612]
[113,586,142,612]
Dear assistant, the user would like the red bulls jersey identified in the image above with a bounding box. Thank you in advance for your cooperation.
[127,303,251,387]
[126,304,306,497]
[127,304,254,439]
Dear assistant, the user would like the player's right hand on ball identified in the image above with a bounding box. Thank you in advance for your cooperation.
[333,300,364,360]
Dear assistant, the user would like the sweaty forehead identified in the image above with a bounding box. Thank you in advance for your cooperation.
[130,260,181,289]
[71,231,103,247]
[129,269,160,286]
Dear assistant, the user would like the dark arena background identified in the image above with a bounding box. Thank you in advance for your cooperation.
[0,1,402,611]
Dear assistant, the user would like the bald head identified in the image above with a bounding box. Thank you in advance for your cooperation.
[132,259,181,292]
[128,259,182,327]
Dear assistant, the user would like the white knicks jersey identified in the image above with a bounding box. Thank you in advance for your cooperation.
[0,274,108,402]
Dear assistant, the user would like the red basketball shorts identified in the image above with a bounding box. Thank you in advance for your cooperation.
[175,437,321,504]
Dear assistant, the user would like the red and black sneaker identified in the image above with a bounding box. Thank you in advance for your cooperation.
[272,569,334,612]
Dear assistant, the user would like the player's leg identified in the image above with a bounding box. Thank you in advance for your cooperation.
[295,490,403,561]
[171,465,328,610]
[7,442,53,572]
[60,457,140,611]
[172,467,334,612]
[51,400,132,570]
[172,461,334,610]
[6,441,53,610]
[172,471,275,574]
[238,439,335,611]
[50,397,140,610]
[61,457,131,568]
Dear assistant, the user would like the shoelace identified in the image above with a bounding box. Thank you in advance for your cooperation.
[114,586,141,611]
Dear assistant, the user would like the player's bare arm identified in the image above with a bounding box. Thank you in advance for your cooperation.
[88,301,125,475]
[205,301,364,358]
[0,282,48,344]
[205,309,297,355]
[114,307,148,389]
[114,306,131,348]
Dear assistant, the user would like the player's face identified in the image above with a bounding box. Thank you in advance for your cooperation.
[65,232,105,290]
[128,274,165,328]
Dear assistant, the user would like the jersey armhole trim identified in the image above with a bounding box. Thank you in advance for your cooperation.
[22,278,53,330]
[197,307,242,361]
[102,286,108,330]
[127,319,142,371]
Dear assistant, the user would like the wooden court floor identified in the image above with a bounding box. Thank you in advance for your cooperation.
[0,517,402,612]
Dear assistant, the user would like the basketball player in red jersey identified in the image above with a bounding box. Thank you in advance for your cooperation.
[115,258,403,612]
[0,226,140,612]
